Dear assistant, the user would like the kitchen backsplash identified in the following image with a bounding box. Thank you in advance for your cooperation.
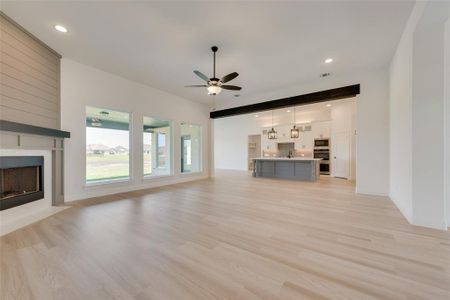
[262,149,313,158]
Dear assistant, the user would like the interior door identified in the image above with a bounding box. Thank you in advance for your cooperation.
[333,132,350,179]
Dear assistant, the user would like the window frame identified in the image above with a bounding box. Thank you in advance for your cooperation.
[142,116,173,179]
[180,122,203,174]
[84,106,133,186]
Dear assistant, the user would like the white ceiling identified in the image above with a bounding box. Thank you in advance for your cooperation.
[1,1,413,105]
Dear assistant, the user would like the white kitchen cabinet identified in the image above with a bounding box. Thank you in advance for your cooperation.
[302,131,314,149]
[261,137,277,151]
[312,121,331,139]
[277,125,291,142]
[294,131,313,150]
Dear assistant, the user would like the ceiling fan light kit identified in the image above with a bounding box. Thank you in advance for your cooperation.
[207,85,222,95]
[186,46,242,96]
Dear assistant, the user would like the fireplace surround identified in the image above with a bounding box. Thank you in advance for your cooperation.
[0,156,44,210]
[0,122,70,235]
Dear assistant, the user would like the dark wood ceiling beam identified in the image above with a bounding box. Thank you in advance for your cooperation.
[210,84,360,119]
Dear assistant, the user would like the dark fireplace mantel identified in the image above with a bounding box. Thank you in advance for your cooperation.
[0,120,70,138]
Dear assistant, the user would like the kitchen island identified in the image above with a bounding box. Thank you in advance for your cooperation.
[252,157,321,181]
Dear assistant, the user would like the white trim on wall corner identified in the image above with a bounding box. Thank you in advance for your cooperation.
[445,17,450,227]
[389,194,413,224]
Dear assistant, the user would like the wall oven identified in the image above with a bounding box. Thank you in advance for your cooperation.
[314,138,329,148]
[319,162,330,174]
[313,149,329,161]
[314,141,330,175]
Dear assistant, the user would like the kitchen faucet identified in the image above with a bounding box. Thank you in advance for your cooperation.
[288,149,294,158]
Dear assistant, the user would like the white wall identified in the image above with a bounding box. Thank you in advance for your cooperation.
[388,2,426,223]
[389,1,449,230]
[214,115,261,170]
[215,69,390,196]
[411,2,449,229]
[61,59,210,202]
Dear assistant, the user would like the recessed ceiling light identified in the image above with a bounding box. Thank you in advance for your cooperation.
[255,114,259,118]
[326,104,332,107]
[54,25,68,33]
[325,58,333,63]
[286,110,291,113]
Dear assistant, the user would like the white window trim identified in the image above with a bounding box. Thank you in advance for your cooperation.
[142,116,173,178]
[180,171,203,177]
[84,106,133,186]
[85,177,131,188]
[180,121,203,174]
[142,174,172,181]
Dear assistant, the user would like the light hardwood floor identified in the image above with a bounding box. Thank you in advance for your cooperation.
[1,170,450,300]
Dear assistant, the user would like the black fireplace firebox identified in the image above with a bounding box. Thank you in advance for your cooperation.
[0,156,44,211]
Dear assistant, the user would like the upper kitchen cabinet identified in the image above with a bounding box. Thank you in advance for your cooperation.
[261,139,277,152]
[271,125,290,142]
[312,121,331,139]
[295,130,313,150]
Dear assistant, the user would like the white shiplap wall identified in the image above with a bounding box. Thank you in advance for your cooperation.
[0,13,61,129]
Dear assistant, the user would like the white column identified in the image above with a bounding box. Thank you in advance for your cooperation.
[411,1,449,229]
[445,18,450,227]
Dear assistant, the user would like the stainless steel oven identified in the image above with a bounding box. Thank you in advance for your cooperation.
[314,142,330,175]
[314,138,329,148]
[319,162,330,174]
[313,149,330,161]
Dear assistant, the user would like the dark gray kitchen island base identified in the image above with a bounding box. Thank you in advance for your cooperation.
[252,158,321,181]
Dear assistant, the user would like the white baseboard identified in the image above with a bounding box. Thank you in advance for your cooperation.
[355,187,389,197]
[412,216,448,231]
[65,173,209,203]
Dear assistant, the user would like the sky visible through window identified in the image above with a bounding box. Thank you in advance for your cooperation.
[86,127,129,148]
[158,134,166,147]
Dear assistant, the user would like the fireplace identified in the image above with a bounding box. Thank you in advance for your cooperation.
[0,156,44,211]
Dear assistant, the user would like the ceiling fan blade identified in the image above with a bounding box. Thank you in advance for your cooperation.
[221,85,242,91]
[185,85,208,87]
[193,70,209,82]
[221,72,239,83]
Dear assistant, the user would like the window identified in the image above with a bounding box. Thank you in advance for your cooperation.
[143,116,171,177]
[180,123,201,173]
[86,107,130,184]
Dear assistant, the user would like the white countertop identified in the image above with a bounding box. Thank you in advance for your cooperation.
[254,157,322,161]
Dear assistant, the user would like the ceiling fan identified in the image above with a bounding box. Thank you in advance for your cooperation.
[185,46,242,96]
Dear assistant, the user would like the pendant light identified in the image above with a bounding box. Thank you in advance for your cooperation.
[290,107,299,138]
[268,110,277,139]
